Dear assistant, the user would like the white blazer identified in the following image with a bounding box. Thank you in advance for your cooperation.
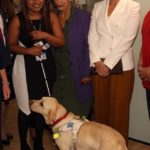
[88,0,140,71]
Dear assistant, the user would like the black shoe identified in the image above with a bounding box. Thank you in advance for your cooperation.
[0,140,3,149]
[1,139,10,145]
[6,133,13,140]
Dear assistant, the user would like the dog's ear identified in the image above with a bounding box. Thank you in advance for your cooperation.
[41,98,59,125]
[47,103,59,125]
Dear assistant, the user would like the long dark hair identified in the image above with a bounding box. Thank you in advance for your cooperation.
[0,0,15,19]
[46,0,55,11]
[20,0,51,32]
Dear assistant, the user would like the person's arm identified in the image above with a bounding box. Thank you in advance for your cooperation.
[49,11,64,47]
[88,3,101,66]
[29,11,64,48]
[138,11,150,80]
[8,15,43,56]
[139,67,150,81]
[138,48,150,80]
[88,4,109,77]
[138,49,143,68]
[0,69,10,100]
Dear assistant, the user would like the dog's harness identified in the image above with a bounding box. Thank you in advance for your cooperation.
[53,118,88,142]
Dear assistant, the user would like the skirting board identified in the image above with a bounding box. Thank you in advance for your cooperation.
[129,137,150,145]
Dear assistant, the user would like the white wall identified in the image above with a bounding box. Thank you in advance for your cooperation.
[129,0,150,143]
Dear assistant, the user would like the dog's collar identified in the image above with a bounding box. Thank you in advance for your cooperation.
[52,112,68,126]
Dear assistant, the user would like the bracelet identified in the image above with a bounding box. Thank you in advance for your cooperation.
[2,80,10,85]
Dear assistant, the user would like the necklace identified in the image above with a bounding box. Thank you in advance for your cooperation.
[31,20,42,31]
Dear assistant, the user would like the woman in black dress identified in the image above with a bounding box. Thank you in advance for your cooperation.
[8,0,64,149]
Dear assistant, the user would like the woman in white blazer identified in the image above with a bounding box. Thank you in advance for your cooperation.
[88,0,140,143]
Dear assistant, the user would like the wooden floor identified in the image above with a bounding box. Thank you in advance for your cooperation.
[2,100,150,150]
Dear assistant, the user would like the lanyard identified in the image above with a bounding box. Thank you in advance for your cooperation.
[31,20,42,31]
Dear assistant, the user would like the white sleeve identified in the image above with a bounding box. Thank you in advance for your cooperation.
[88,4,100,66]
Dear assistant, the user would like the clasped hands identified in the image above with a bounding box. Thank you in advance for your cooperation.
[94,61,110,77]
[28,30,48,56]
[29,30,48,40]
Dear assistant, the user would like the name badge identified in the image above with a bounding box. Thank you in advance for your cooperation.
[35,52,47,61]
[34,41,44,46]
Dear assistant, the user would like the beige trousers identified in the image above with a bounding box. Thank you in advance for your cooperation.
[92,69,134,144]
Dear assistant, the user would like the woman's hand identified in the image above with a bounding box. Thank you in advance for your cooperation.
[81,76,92,85]
[29,30,49,40]
[94,61,110,77]
[2,81,11,100]
[139,66,150,81]
[27,45,43,56]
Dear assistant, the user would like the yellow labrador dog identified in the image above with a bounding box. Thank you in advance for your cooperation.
[30,97,128,150]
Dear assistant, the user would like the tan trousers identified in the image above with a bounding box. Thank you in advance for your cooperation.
[92,69,134,143]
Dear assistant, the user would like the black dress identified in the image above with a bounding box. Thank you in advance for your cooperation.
[17,12,56,100]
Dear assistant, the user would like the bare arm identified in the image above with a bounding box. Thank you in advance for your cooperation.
[94,61,109,77]
[48,11,64,47]
[29,12,64,47]
[139,67,150,81]
[0,69,10,100]
[8,15,43,56]
[138,48,150,80]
